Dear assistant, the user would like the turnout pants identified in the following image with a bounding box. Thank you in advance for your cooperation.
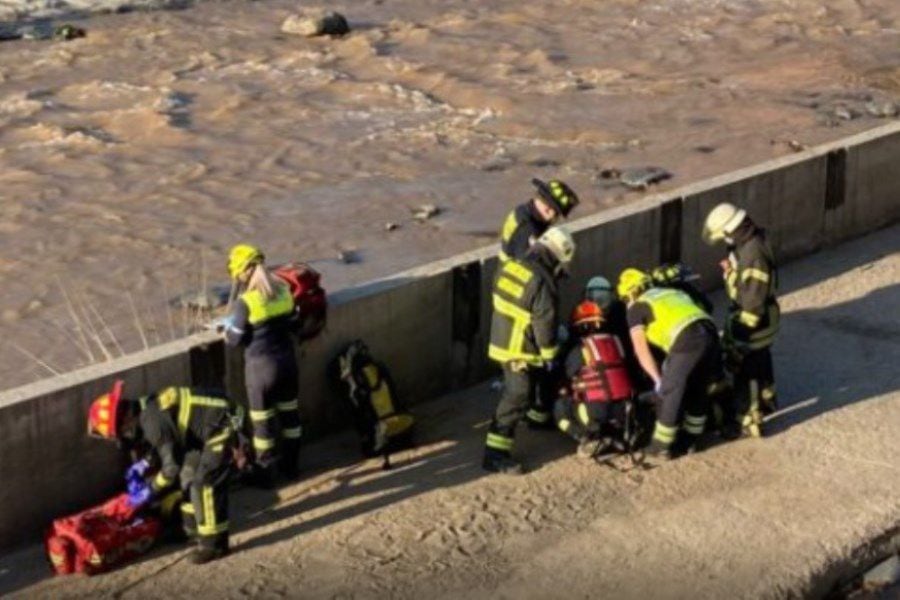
[554,396,624,442]
[653,322,723,452]
[486,364,540,457]
[179,441,232,550]
[734,346,777,427]
[245,350,302,471]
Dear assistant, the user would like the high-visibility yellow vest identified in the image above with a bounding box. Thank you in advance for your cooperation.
[241,284,294,325]
[638,288,710,352]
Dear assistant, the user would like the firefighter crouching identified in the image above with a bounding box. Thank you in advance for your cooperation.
[618,269,725,460]
[498,178,579,263]
[485,226,576,474]
[88,381,240,564]
[703,203,780,437]
[554,300,638,459]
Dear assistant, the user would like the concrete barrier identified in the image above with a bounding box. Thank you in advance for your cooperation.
[2,124,899,551]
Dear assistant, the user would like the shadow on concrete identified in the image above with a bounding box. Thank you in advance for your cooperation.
[0,382,573,596]
[232,381,573,554]
[765,281,900,436]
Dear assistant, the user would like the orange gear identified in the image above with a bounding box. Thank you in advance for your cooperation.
[87,380,124,439]
[570,300,604,327]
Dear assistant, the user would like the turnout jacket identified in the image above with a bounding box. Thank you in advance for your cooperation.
[224,282,297,359]
[489,246,561,366]
[499,202,548,263]
[724,225,779,350]
[139,387,235,493]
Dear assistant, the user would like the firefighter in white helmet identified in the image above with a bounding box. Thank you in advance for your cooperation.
[485,226,575,474]
[703,203,780,437]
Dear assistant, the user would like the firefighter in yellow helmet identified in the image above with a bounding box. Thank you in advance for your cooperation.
[87,381,239,564]
[703,203,779,437]
[485,226,575,474]
[222,244,302,486]
[498,178,580,263]
[617,268,725,459]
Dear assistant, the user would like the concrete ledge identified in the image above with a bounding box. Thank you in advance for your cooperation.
[1,123,899,551]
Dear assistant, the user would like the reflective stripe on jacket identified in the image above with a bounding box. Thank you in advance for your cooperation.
[499,203,547,264]
[488,251,559,365]
[724,228,780,349]
[637,288,711,353]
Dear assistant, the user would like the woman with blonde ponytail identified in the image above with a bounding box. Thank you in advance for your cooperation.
[223,244,302,487]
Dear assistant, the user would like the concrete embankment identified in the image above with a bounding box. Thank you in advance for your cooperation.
[1,223,898,598]
[0,122,898,554]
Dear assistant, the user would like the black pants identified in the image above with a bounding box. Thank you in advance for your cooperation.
[179,441,232,550]
[529,364,562,426]
[734,346,776,424]
[653,322,723,450]
[245,350,302,469]
[485,364,540,456]
[554,395,624,441]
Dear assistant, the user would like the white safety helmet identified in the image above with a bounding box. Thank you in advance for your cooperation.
[538,226,576,266]
[585,276,614,309]
[702,202,747,244]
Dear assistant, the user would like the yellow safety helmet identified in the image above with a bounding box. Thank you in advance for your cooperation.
[227,244,264,280]
[617,268,652,300]
[702,202,747,244]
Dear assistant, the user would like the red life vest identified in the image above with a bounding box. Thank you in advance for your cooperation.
[572,333,634,404]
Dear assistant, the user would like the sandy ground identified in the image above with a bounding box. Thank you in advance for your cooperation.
[0,0,898,387]
[1,224,898,599]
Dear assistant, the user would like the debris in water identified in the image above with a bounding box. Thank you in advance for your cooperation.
[411,204,441,222]
[172,285,232,311]
[385,222,399,232]
[864,100,898,118]
[281,11,350,38]
[833,105,857,121]
[1,21,85,41]
[598,167,673,191]
[337,248,360,264]
[694,145,717,154]
[771,138,806,152]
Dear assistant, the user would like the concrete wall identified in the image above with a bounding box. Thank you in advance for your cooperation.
[1,123,899,551]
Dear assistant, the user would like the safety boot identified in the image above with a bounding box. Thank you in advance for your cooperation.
[482,451,524,475]
[576,438,605,460]
[244,464,277,490]
[642,440,673,467]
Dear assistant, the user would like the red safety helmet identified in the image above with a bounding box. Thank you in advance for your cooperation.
[87,380,124,440]
[571,300,604,327]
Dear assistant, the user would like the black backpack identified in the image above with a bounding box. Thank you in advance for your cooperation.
[334,340,415,468]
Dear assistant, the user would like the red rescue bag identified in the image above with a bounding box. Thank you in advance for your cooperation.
[45,493,162,576]
[273,262,327,341]
[573,333,635,404]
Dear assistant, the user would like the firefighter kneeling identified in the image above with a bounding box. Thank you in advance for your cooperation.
[88,381,240,564]
[554,300,640,459]
[618,269,726,460]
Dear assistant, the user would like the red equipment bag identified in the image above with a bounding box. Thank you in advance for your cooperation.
[573,333,634,404]
[45,493,162,576]
[273,262,328,341]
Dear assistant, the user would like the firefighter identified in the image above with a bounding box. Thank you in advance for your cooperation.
[222,244,302,485]
[703,203,779,437]
[651,263,714,314]
[87,381,238,564]
[554,300,636,459]
[618,268,724,459]
[498,178,579,263]
[485,226,576,474]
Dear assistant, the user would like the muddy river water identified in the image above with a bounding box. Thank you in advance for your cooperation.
[0,0,898,389]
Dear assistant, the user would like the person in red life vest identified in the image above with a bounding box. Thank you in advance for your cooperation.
[554,300,637,458]
[87,381,239,564]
